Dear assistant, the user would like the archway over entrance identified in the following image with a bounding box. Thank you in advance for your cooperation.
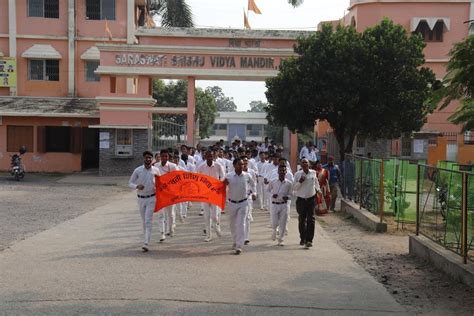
[93,27,311,174]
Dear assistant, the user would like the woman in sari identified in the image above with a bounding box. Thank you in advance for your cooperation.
[314,160,331,215]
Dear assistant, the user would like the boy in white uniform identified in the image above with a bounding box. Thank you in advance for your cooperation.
[223,157,256,255]
[128,151,161,252]
[196,150,225,241]
[242,157,257,245]
[156,149,178,241]
[268,165,293,246]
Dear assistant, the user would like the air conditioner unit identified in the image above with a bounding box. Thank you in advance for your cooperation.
[115,145,133,157]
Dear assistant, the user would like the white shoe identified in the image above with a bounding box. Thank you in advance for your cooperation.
[204,238,212,242]
[199,209,204,216]
[142,244,149,252]
[159,233,166,242]
[235,248,242,255]
[215,224,222,237]
[278,240,284,246]
[271,230,276,241]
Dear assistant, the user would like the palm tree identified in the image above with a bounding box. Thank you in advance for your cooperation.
[288,0,304,7]
[148,0,194,27]
[436,35,474,131]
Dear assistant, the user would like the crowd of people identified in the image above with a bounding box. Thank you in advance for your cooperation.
[128,137,341,255]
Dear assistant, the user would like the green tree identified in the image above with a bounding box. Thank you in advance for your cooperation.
[247,100,267,112]
[148,0,194,27]
[205,86,237,112]
[435,35,474,131]
[265,20,435,161]
[153,80,217,139]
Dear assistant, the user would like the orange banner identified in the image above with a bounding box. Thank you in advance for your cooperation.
[155,171,226,212]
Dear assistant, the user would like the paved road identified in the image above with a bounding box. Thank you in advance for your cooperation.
[0,192,405,315]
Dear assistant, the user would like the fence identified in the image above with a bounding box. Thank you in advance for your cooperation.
[342,154,474,263]
[416,165,473,263]
[152,115,187,151]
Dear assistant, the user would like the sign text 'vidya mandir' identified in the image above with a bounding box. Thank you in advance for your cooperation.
[115,54,279,70]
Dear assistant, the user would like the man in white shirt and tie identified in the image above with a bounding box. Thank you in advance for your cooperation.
[293,158,321,249]
[223,157,256,255]
[128,151,161,252]
[156,149,178,241]
[196,150,226,242]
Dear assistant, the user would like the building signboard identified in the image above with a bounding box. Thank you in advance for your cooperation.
[114,54,281,70]
[0,57,17,87]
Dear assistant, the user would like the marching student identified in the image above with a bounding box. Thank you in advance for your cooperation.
[268,165,293,246]
[156,149,178,241]
[128,151,161,252]
[256,151,268,210]
[242,157,257,245]
[196,150,226,242]
[223,157,256,255]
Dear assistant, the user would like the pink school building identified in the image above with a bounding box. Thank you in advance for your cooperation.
[0,0,473,175]
[317,0,474,164]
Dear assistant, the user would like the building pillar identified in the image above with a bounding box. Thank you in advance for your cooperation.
[127,0,136,44]
[187,77,196,146]
[470,0,474,35]
[67,0,75,96]
[8,0,17,96]
[290,132,298,173]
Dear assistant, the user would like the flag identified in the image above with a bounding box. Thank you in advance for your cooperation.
[154,171,227,211]
[104,19,113,40]
[248,0,262,14]
[244,9,251,29]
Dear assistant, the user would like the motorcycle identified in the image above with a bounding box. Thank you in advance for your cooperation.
[9,146,27,181]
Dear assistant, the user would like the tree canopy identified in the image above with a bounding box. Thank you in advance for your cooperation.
[248,100,267,112]
[435,35,474,131]
[265,19,435,160]
[153,80,217,139]
[205,86,238,112]
[148,0,194,27]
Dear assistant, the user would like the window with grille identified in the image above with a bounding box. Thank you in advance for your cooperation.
[28,0,59,18]
[246,124,262,137]
[401,137,412,156]
[45,126,71,152]
[86,0,116,20]
[28,60,59,81]
[414,21,444,42]
[85,61,100,82]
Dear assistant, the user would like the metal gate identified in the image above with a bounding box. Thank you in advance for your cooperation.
[152,115,187,151]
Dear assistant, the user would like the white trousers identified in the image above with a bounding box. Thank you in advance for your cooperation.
[137,196,155,245]
[257,177,266,209]
[203,203,220,238]
[244,198,254,241]
[157,205,175,234]
[271,202,288,242]
[228,200,249,249]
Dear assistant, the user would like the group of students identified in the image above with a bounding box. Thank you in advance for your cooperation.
[129,140,341,255]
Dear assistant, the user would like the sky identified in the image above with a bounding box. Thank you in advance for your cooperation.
[184,0,349,111]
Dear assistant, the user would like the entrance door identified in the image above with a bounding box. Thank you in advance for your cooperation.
[82,128,99,170]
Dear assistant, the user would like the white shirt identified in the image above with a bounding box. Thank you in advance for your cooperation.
[268,169,294,183]
[256,160,268,177]
[128,165,161,196]
[268,178,293,203]
[245,168,257,195]
[156,161,177,175]
[196,161,225,180]
[181,161,196,172]
[299,146,309,160]
[225,171,255,202]
[247,158,258,174]
[263,163,279,180]
[293,169,321,199]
